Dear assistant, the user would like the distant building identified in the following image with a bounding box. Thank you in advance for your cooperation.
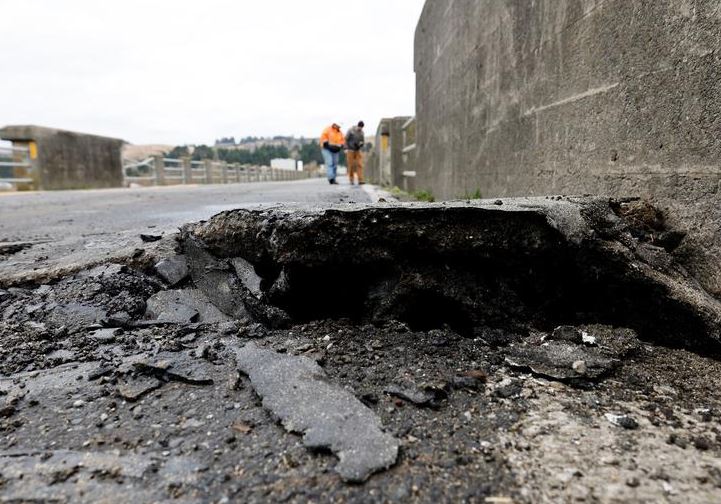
[219,136,315,153]
[271,158,299,171]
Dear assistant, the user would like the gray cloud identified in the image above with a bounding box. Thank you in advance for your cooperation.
[1,0,424,144]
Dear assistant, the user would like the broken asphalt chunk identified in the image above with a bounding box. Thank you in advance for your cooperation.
[184,235,289,327]
[232,342,399,482]
[154,256,189,286]
[231,257,263,299]
[117,376,162,402]
[550,326,583,344]
[452,370,488,391]
[0,450,201,502]
[505,341,618,381]
[505,325,642,382]
[494,378,523,398]
[132,353,215,386]
[88,328,119,344]
[87,365,114,381]
[605,413,640,430]
[145,289,231,324]
[0,405,16,418]
[384,380,449,408]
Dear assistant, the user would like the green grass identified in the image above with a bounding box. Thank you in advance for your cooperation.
[413,190,435,203]
[382,185,436,203]
[463,188,483,200]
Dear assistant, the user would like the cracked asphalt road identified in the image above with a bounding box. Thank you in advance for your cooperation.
[2,194,721,502]
[0,178,370,285]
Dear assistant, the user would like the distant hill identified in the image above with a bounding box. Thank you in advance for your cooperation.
[122,144,174,161]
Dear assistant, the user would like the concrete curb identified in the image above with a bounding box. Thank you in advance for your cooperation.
[360,183,396,203]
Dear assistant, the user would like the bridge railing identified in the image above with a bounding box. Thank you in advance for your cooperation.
[0,146,34,189]
[123,155,312,187]
[401,117,417,192]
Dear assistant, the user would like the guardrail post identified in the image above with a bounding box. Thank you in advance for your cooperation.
[27,142,40,189]
[204,159,213,184]
[153,155,165,186]
[234,164,240,183]
[221,162,228,184]
[182,157,192,184]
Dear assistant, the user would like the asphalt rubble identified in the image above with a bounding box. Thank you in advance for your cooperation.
[1,196,721,503]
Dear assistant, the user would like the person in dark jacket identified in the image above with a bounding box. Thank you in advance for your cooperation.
[345,121,365,185]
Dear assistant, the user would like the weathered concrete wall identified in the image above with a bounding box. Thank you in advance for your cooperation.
[415,0,721,201]
[366,117,412,188]
[0,125,124,190]
[414,0,721,295]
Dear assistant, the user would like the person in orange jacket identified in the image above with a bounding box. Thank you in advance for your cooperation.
[320,123,345,185]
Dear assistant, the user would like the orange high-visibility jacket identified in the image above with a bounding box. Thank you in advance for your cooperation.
[320,126,345,148]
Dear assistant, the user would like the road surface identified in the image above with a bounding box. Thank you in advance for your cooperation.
[0,177,373,285]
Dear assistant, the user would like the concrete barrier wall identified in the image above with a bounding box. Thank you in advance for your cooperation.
[414,0,721,201]
[366,117,412,189]
[0,125,124,190]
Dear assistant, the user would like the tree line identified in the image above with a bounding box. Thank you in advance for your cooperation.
[164,142,343,167]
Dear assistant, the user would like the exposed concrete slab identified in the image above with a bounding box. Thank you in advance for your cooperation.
[233,342,399,482]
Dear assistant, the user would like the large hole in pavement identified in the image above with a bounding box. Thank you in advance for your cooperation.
[181,200,721,353]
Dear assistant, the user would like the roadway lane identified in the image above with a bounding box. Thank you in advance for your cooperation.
[0,177,372,285]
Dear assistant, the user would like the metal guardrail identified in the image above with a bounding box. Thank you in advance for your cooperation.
[0,146,34,186]
[122,155,312,187]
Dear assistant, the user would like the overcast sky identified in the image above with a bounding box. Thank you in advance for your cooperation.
[1,0,425,145]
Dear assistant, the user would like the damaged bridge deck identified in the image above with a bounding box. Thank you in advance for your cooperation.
[1,197,721,503]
